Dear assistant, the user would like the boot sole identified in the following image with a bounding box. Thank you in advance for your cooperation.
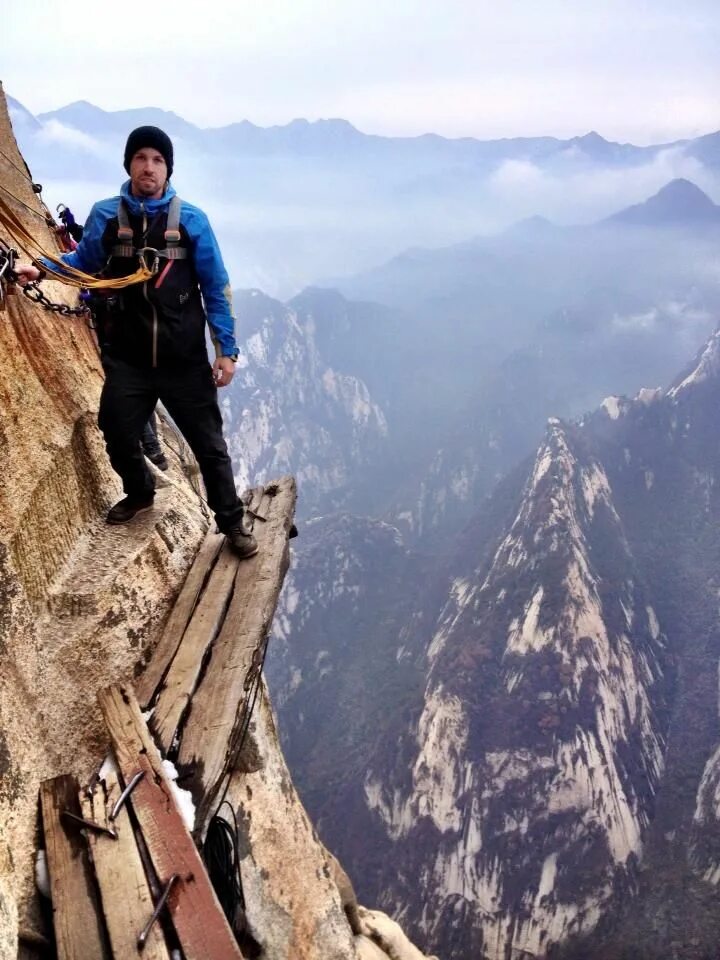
[106,503,155,525]
[229,541,259,560]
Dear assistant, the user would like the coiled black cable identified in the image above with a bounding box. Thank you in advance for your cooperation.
[203,800,245,928]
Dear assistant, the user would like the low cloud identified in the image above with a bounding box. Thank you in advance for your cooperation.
[18,117,720,301]
[36,120,107,157]
[487,145,719,226]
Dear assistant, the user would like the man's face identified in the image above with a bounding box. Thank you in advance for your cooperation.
[129,148,167,200]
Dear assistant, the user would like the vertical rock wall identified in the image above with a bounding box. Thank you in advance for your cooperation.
[0,83,208,948]
[0,86,433,960]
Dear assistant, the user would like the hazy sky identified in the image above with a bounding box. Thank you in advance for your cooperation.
[3,0,718,143]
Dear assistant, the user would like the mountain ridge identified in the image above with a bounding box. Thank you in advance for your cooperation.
[604,178,720,227]
[15,93,719,158]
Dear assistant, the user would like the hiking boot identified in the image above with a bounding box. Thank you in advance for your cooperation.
[106,495,155,525]
[226,520,259,559]
[147,450,169,471]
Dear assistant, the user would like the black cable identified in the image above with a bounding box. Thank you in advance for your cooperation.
[0,145,35,183]
[0,180,49,221]
[0,150,56,225]
[203,800,246,926]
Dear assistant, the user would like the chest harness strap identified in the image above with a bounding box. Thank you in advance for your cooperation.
[112,195,187,272]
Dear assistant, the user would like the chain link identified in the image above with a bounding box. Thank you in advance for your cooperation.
[19,281,90,317]
[0,244,90,318]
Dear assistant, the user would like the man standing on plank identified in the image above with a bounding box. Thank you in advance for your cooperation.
[15,126,258,558]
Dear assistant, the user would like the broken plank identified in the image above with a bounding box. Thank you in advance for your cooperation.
[98,683,244,960]
[136,529,224,709]
[40,775,110,960]
[80,760,170,960]
[151,543,240,754]
[177,476,297,829]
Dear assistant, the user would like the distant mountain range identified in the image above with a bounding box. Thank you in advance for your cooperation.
[5,87,719,296]
[10,93,720,168]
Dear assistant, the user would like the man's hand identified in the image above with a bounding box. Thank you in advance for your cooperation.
[212,356,236,388]
[14,264,41,286]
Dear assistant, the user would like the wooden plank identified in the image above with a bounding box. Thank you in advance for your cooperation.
[98,683,244,960]
[136,530,224,708]
[177,476,297,829]
[80,760,170,960]
[151,543,240,753]
[39,775,110,960]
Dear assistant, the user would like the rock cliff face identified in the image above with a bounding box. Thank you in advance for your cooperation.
[270,321,720,958]
[373,329,720,959]
[0,86,431,960]
[364,417,671,957]
[0,82,217,955]
[222,290,388,518]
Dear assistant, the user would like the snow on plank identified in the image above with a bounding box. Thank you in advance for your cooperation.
[80,759,170,960]
[177,476,297,830]
[40,774,110,960]
[98,683,244,960]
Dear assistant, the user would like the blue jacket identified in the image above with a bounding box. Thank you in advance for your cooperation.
[47,181,237,363]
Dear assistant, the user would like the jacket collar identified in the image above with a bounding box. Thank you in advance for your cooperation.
[120,180,176,216]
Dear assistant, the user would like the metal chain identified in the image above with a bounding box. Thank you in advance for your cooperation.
[1,245,89,317]
[19,280,90,317]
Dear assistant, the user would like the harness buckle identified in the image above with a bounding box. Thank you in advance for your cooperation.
[136,246,160,275]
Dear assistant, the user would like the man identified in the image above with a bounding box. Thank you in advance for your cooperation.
[15,126,258,558]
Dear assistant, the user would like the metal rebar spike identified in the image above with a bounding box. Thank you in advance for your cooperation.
[60,810,118,840]
[110,770,145,821]
[137,873,179,950]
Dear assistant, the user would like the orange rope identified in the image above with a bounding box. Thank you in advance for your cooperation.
[0,191,152,289]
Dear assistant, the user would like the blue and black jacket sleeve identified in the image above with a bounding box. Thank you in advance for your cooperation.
[182,203,237,358]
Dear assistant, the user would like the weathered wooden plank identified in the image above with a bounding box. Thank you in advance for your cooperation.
[151,543,240,753]
[177,476,297,829]
[39,775,110,960]
[98,683,244,960]
[80,760,170,960]
[136,529,224,708]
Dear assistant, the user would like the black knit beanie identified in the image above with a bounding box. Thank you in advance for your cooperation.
[123,126,174,179]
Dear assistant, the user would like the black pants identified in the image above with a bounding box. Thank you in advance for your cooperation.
[140,412,163,460]
[98,356,244,532]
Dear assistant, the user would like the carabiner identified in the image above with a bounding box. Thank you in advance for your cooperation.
[136,247,160,275]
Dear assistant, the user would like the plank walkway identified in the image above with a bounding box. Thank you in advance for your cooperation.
[40,476,297,958]
[39,776,110,960]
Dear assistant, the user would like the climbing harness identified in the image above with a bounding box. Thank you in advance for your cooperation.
[113,194,187,270]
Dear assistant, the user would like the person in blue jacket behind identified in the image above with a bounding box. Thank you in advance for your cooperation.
[16,126,258,558]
